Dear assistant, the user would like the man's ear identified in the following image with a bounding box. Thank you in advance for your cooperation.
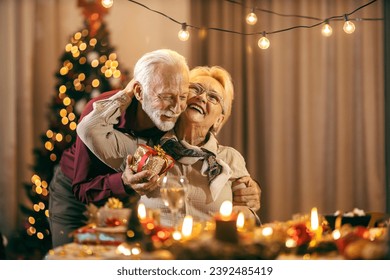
[133,83,143,101]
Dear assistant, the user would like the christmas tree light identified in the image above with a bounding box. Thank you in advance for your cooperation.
[18,0,129,259]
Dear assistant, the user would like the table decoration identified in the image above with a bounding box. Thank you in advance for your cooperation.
[214,200,238,243]
[71,198,131,245]
[137,203,155,233]
[325,208,371,230]
[130,203,175,250]
[97,198,131,227]
[46,205,389,260]
[115,201,154,257]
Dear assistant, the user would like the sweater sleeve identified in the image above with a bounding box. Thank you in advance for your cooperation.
[66,90,137,205]
[76,90,143,171]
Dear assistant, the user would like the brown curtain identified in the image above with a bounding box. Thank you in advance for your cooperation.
[0,0,82,237]
[189,0,385,222]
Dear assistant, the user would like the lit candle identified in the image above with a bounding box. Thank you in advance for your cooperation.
[181,215,193,239]
[138,203,147,220]
[137,203,155,232]
[236,212,245,231]
[311,208,319,228]
[335,215,342,230]
[310,207,323,242]
[215,200,238,243]
[220,201,233,220]
[332,215,342,240]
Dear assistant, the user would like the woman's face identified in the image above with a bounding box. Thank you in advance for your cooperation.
[181,75,225,131]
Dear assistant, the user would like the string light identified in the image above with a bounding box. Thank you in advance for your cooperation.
[258,32,270,50]
[101,0,114,9]
[246,9,258,25]
[321,20,333,37]
[178,23,190,41]
[343,14,356,34]
[127,0,381,46]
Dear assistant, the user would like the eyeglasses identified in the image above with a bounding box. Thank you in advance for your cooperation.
[189,83,225,114]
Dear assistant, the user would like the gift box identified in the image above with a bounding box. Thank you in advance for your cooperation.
[88,198,131,227]
[97,207,131,227]
[73,225,127,246]
[130,144,174,180]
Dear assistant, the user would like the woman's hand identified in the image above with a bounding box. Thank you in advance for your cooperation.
[232,176,261,211]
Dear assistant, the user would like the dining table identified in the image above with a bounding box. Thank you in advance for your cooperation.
[44,213,389,260]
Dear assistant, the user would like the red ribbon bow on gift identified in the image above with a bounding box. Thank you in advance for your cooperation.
[136,144,175,174]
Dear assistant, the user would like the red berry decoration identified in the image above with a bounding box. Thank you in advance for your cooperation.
[287,223,313,246]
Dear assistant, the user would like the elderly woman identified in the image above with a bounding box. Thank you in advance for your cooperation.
[77,66,261,226]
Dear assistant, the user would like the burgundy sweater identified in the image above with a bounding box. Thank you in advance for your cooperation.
[59,90,163,206]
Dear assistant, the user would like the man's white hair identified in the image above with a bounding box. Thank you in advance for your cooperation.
[133,49,189,93]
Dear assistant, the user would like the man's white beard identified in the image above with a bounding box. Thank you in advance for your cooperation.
[142,99,176,132]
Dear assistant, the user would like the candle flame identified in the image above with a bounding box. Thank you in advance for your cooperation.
[116,243,131,256]
[181,215,193,237]
[236,212,245,229]
[138,203,146,220]
[285,238,297,248]
[131,246,141,255]
[220,200,233,218]
[332,229,341,240]
[262,226,273,237]
[172,230,182,240]
[310,207,319,230]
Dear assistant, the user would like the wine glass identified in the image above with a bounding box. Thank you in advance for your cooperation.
[158,173,187,230]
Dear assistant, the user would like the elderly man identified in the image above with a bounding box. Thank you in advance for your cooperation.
[49,49,189,247]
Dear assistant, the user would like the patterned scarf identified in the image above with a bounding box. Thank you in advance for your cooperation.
[161,138,223,183]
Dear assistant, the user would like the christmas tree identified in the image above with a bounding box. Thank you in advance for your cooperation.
[12,0,130,259]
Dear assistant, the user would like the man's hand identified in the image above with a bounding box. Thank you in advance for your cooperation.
[232,176,261,211]
[121,154,159,196]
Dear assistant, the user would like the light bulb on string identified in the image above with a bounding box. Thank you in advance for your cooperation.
[343,14,355,34]
[178,23,190,41]
[101,0,113,8]
[321,20,333,37]
[246,9,258,25]
[258,32,270,50]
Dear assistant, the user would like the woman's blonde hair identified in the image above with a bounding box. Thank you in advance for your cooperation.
[189,66,234,133]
